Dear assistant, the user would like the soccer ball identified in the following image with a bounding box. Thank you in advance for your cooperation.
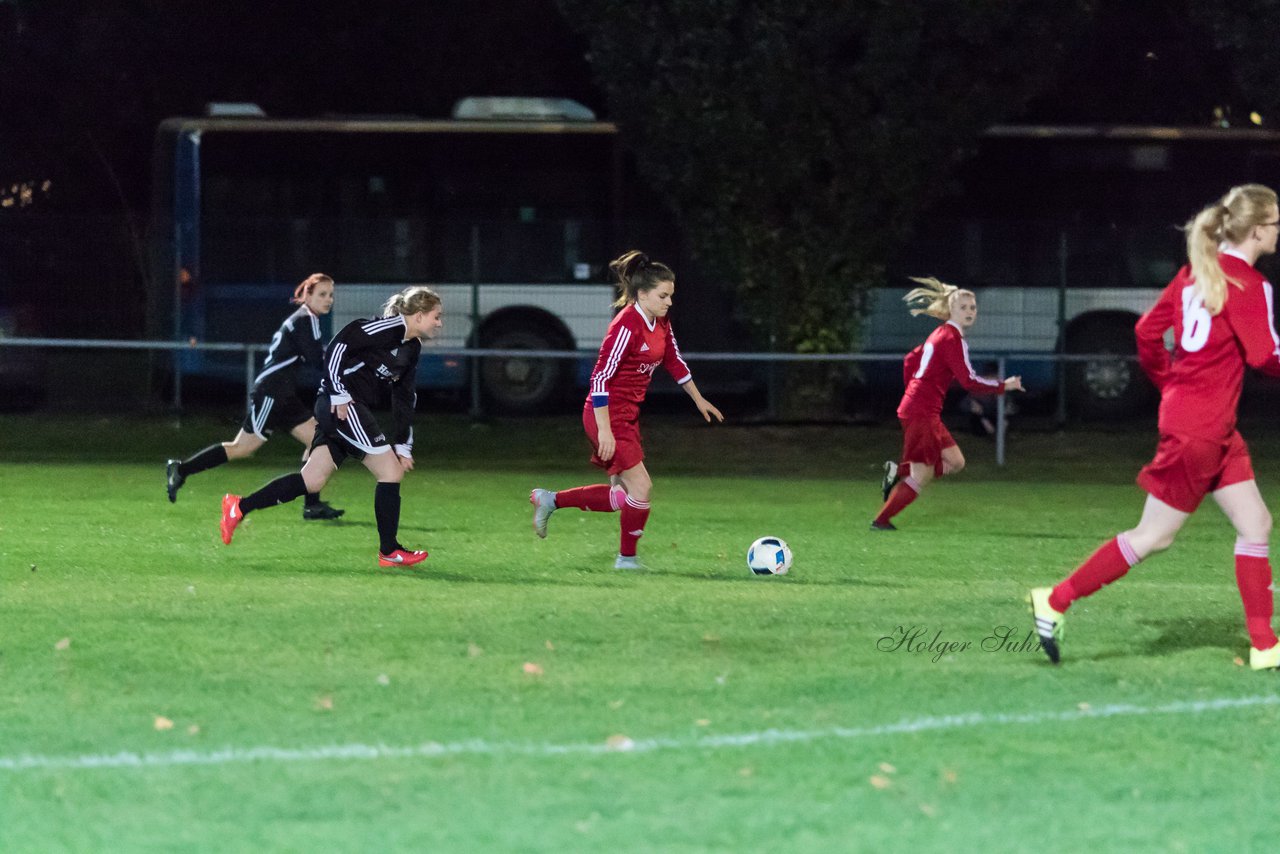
[747,536,792,576]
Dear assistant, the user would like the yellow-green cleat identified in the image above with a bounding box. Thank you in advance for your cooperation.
[1028,587,1064,664]
[1250,643,1280,671]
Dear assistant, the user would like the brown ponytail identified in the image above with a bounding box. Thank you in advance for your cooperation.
[609,250,675,309]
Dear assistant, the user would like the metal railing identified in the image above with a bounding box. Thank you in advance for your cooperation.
[0,337,1147,465]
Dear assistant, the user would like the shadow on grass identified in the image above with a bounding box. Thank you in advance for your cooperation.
[1040,615,1243,665]
[1135,615,1242,655]
[999,531,1104,541]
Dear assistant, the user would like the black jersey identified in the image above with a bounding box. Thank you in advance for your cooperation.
[320,315,421,448]
[254,304,326,395]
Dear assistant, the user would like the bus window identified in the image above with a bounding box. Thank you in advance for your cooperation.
[150,111,635,413]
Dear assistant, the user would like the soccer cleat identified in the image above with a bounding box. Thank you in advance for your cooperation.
[166,459,185,503]
[1250,643,1280,671]
[303,501,345,521]
[1028,586,1065,664]
[378,548,428,568]
[220,494,243,545]
[530,488,556,539]
[869,520,897,531]
[881,460,898,502]
[614,554,644,570]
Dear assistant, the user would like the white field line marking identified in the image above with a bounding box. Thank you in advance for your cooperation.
[2,694,1276,773]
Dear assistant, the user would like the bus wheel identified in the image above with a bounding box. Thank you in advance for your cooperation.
[478,324,570,415]
[1065,315,1155,419]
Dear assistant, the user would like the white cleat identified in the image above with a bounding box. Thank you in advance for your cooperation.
[881,460,899,502]
[1250,643,1280,671]
[530,488,556,539]
[614,554,644,571]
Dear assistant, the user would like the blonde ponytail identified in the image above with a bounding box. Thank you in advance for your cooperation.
[904,276,967,320]
[1186,184,1277,314]
[382,285,441,318]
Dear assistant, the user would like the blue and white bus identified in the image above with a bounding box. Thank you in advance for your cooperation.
[864,124,1280,418]
[147,99,660,413]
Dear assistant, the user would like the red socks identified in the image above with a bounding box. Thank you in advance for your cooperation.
[874,477,920,526]
[554,484,625,512]
[1235,540,1278,651]
[1050,534,1140,613]
[620,495,650,557]
[553,484,649,557]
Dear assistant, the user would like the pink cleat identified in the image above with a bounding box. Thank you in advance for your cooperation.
[220,494,243,545]
[379,548,428,568]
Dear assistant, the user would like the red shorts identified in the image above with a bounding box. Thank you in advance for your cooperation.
[583,400,644,476]
[899,416,957,478]
[1136,431,1255,513]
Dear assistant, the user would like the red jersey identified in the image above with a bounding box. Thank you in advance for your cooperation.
[1135,250,1280,441]
[897,320,1004,419]
[588,304,692,409]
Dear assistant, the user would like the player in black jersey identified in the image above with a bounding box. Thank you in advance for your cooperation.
[165,273,344,520]
[219,286,443,568]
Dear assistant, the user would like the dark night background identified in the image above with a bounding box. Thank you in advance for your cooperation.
[0,0,1264,344]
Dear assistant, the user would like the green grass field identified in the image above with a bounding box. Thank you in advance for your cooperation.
[3,412,1280,851]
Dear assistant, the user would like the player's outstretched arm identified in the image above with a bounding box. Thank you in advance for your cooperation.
[683,379,723,423]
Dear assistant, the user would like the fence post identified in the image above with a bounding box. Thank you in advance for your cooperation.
[468,223,484,418]
[1056,229,1069,426]
[996,355,1007,467]
[245,345,256,411]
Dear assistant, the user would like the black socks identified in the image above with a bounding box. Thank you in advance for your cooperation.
[179,444,228,477]
[240,473,308,515]
[374,481,401,554]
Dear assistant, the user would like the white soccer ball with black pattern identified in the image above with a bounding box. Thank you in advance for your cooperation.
[747,536,792,576]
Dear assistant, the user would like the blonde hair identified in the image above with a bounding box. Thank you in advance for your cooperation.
[291,273,333,304]
[904,276,972,320]
[1185,183,1278,314]
[609,250,675,309]
[382,285,441,318]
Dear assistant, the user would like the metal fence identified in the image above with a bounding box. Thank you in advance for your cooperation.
[0,336,1159,467]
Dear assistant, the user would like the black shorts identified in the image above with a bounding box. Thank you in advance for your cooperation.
[311,392,393,467]
[241,388,313,439]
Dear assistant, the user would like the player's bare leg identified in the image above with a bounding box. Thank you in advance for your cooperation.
[292,419,343,519]
[168,429,264,503]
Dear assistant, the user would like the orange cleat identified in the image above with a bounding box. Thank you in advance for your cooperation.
[378,548,428,568]
[220,494,243,545]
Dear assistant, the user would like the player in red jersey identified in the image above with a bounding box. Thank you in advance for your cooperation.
[871,277,1023,530]
[1030,184,1280,670]
[528,250,722,569]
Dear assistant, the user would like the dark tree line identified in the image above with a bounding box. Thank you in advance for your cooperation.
[0,0,1274,346]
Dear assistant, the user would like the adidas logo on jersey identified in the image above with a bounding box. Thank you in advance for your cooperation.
[640,343,650,352]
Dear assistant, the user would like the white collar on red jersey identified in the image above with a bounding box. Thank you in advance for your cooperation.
[946,319,965,337]
[1220,245,1251,264]
[632,303,657,332]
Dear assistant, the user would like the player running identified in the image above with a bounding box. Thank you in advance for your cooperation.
[219,286,442,568]
[165,273,344,520]
[528,250,722,569]
[1030,183,1280,669]
[872,277,1023,530]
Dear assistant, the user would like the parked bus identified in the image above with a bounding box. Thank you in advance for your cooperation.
[147,98,653,413]
[865,124,1280,418]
